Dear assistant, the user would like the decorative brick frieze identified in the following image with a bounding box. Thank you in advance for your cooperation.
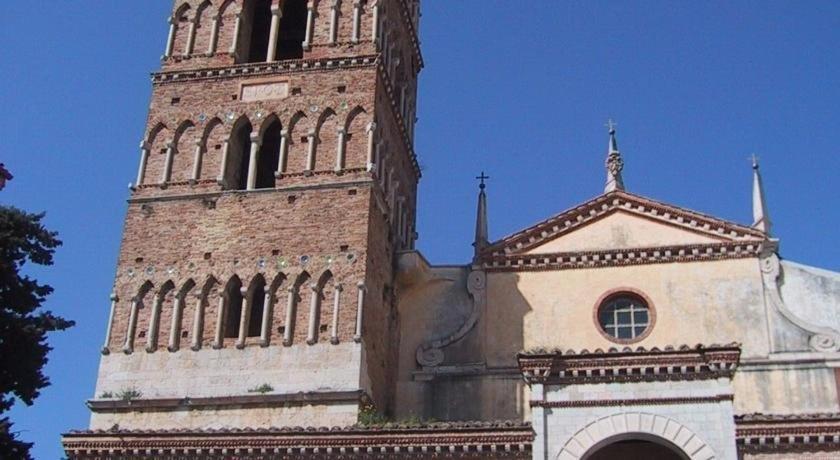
[736,413,840,455]
[530,395,734,408]
[484,241,763,272]
[63,421,534,459]
[518,343,741,385]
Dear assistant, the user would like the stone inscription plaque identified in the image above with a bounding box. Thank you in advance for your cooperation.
[241,81,289,102]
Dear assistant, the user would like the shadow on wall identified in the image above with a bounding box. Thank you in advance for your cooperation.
[396,265,531,422]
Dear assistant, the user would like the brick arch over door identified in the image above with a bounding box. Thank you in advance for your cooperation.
[557,412,716,460]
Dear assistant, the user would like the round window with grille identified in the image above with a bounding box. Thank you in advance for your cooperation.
[596,292,654,343]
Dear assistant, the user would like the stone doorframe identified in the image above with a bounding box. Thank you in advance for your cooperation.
[556,412,716,460]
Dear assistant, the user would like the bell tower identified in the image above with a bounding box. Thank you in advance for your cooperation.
[91,0,421,430]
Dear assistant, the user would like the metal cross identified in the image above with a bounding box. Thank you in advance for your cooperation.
[750,154,760,169]
[605,118,618,133]
[476,171,490,189]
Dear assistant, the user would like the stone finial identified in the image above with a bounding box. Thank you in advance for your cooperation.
[752,155,772,236]
[604,119,625,193]
[472,172,490,262]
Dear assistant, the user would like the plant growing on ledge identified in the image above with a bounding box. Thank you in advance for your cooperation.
[116,388,142,402]
[247,383,274,394]
[98,392,114,399]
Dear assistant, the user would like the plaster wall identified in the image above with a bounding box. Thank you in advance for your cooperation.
[94,343,362,399]
[89,401,358,431]
[778,261,840,334]
[486,258,769,367]
[525,211,725,254]
[734,364,839,414]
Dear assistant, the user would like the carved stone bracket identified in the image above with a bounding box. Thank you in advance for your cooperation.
[416,270,486,368]
[759,241,840,353]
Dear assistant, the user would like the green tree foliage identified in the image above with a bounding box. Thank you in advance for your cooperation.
[0,206,73,459]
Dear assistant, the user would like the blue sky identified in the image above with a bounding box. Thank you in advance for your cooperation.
[1,1,838,458]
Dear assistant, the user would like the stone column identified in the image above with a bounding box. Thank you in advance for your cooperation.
[283,286,296,346]
[161,141,175,184]
[266,5,283,62]
[101,293,118,355]
[184,18,198,56]
[330,284,342,344]
[123,298,141,353]
[329,0,340,44]
[145,294,164,352]
[354,282,366,342]
[136,141,150,187]
[167,293,184,352]
[217,140,230,186]
[302,1,315,50]
[230,13,242,56]
[275,130,289,176]
[335,128,347,172]
[191,293,204,351]
[306,284,321,345]
[213,294,226,349]
[236,287,249,349]
[351,0,362,43]
[207,15,220,55]
[366,122,377,171]
[164,16,177,58]
[191,139,204,182]
[531,383,548,460]
[371,2,379,44]
[259,290,273,347]
[246,134,261,190]
[305,130,317,172]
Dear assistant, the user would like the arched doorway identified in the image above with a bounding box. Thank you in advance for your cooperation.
[586,435,688,460]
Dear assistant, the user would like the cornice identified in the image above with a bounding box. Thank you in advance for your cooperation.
[736,413,840,454]
[483,241,762,272]
[486,191,766,257]
[517,343,742,385]
[531,395,733,408]
[151,55,380,85]
[375,59,421,180]
[63,422,533,459]
[394,0,424,69]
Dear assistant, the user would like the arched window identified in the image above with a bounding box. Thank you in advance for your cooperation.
[245,0,272,63]
[225,117,253,190]
[276,0,307,60]
[224,277,243,339]
[248,277,267,338]
[256,118,282,189]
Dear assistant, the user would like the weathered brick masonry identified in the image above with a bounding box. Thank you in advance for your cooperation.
[94,0,422,428]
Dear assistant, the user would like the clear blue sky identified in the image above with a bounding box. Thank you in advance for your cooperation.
[2,1,838,458]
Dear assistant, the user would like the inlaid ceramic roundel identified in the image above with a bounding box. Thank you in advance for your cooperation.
[595,290,655,344]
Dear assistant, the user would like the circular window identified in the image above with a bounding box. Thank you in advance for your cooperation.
[595,291,654,343]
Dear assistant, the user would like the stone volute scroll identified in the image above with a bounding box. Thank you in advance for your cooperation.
[759,241,840,353]
[415,269,486,368]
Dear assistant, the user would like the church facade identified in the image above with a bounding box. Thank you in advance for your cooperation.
[62,1,840,459]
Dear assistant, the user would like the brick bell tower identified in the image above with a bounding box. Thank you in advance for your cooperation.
[89,0,421,430]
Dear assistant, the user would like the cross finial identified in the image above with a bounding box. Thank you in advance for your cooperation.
[605,118,618,134]
[476,171,490,190]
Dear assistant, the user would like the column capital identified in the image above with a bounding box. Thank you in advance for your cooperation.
[250,133,262,143]
[140,140,150,150]
[335,283,344,292]
[271,5,283,16]
[110,293,119,302]
[331,0,341,8]
[366,121,377,133]
[239,287,248,296]
[307,129,317,137]
[310,283,320,292]
[280,129,290,137]
[167,16,176,25]
[337,127,347,135]
[194,139,203,147]
[287,286,296,294]
[307,1,317,10]
[356,281,366,290]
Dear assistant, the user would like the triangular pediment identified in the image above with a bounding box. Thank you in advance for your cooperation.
[487,191,765,256]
